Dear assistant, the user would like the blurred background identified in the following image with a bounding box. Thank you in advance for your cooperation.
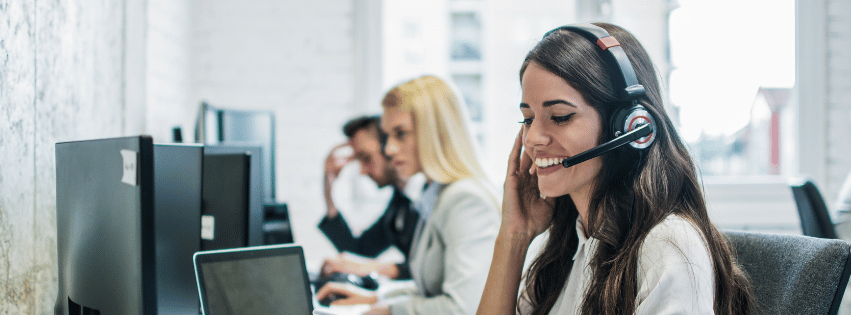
[1,0,849,313]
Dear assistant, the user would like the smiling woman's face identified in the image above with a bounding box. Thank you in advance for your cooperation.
[521,61,604,199]
[381,108,422,181]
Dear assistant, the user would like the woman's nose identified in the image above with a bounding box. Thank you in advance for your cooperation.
[524,120,550,147]
[384,139,398,157]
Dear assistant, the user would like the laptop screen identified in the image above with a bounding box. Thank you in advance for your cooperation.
[194,245,313,315]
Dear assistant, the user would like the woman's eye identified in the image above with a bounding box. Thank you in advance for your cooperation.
[551,114,574,124]
[520,118,533,126]
[396,131,406,138]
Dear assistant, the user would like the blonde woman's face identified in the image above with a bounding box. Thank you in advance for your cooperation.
[381,108,422,181]
[520,62,603,199]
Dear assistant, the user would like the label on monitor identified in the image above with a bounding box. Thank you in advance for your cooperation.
[201,215,215,240]
[119,149,138,186]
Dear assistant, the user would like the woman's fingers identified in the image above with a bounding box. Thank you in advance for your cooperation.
[315,282,349,300]
[520,148,534,176]
[333,295,373,306]
[321,256,347,275]
[320,259,333,276]
[506,127,524,177]
[316,282,377,306]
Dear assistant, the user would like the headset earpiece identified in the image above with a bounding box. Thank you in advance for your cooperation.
[550,23,658,168]
[612,102,656,150]
[547,23,656,151]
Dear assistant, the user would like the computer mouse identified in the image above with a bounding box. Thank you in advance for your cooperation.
[318,293,345,307]
[315,272,380,291]
[360,273,379,290]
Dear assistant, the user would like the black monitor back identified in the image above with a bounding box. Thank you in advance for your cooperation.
[202,152,251,250]
[263,203,295,245]
[196,102,276,203]
[153,144,203,314]
[204,145,265,247]
[56,136,155,314]
[55,137,203,315]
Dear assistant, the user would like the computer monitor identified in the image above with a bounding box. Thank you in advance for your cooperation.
[202,152,254,251]
[55,136,203,315]
[154,144,204,313]
[203,145,265,248]
[263,203,295,245]
[195,102,276,203]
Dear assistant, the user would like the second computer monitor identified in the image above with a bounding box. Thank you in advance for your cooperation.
[202,145,265,250]
[196,102,276,203]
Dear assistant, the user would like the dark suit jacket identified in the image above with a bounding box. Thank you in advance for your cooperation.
[318,188,419,279]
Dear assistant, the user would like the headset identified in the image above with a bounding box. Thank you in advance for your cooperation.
[541,23,657,168]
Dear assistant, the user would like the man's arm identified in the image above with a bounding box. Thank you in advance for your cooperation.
[319,190,410,279]
[319,197,398,258]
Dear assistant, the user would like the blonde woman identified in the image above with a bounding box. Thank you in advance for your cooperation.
[317,75,500,315]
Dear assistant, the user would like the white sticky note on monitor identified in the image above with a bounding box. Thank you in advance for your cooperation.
[120,149,138,186]
[201,215,215,240]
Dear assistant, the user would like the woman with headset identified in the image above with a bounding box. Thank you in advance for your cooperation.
[317,75,500,315]
[476,23,754,315]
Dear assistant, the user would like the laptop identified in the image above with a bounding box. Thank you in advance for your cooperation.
[193,244,314,315]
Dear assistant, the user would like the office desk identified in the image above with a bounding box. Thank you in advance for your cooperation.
[311,279,416,315]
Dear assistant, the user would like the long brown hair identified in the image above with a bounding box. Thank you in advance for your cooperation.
[518,23,754,315]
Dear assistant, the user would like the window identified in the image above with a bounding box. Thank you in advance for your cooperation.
[669,0,796,177]
[449,4,486,146]
[668,0,799,233]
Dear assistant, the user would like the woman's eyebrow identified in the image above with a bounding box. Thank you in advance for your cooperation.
[542,100,576,108]
[519,100,577,108]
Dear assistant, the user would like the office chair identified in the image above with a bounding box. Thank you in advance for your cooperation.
[725,230,851,314]
[790,178,838,238]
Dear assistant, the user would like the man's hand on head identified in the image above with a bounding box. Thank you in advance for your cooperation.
[324,143,354,217]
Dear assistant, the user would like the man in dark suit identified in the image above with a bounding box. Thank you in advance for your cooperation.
[319,115,421,280]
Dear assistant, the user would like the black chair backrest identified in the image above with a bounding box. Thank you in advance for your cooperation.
[790,178,837,239]
[726,230,851,314]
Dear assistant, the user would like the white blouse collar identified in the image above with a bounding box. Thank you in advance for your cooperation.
[572,217,597,261]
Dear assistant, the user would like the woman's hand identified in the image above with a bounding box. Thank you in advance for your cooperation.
[476,128,554,315]
[315,282,378,306]
[364,305,391,315]
[502,128,554,241]
[320,253,400,279]
[320,253,373,277]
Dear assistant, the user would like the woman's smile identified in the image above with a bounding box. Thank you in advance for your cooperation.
[534,156,568,169]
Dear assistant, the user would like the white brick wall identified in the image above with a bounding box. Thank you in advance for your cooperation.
[146,0,194,143]
[190,0,357,265]
[826,0,851,204]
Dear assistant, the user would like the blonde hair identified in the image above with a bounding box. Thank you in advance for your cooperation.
[382,75,485,184]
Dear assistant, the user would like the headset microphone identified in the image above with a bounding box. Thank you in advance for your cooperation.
[561,123,653,168]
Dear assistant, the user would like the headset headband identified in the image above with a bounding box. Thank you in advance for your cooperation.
[545,23,646,102]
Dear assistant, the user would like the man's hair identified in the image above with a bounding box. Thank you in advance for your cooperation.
[342,115,381,138]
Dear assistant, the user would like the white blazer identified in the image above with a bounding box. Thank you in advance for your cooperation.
[388,178,500,315]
